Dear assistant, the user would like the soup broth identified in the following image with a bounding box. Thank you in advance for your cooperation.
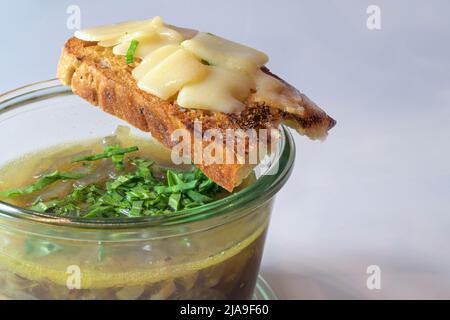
[0,127,267,300]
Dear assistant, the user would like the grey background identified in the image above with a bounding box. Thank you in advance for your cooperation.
[1,0,450,299]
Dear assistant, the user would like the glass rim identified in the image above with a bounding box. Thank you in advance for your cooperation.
[0,79,296,230]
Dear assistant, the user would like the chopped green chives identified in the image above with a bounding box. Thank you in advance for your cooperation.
[125,39,139,64]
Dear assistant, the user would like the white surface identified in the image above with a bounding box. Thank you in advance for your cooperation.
[1,0,449,299]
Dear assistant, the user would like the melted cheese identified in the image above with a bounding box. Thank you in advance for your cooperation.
[181,32,268,75]
[137,48,208,100]
[74,16,271,114]
[177,66,254,113]
[75,19,154,42]
[113,35,180,60]
[132,45,180,80]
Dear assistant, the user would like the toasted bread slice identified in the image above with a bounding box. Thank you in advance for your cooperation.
[57,37,335,191]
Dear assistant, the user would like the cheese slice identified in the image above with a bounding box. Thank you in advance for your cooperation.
[110,23,184,59]
[75,19,154,42]
[166,24,198,40]
[177,66,254,113]
[81,16,184,56]
[137,48,209,100]
[132,45,180,80]
[181,32,268,75]
[113,36,180,59]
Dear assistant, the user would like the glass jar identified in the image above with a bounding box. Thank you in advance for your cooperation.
[0,80,295,300]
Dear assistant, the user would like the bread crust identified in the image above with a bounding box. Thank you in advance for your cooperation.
[57,37,335,191]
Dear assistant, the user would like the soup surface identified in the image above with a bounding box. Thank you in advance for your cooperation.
[0,126,233,217]
[0,126,266,300]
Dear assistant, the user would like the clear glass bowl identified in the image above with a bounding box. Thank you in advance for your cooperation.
[0,80,295,300]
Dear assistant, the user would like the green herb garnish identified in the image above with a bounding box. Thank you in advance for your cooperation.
[0,171,85,197]
[126,39,139,64]
[72,146,139,170]
[168,193,181,211]
[3,144,224,218]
